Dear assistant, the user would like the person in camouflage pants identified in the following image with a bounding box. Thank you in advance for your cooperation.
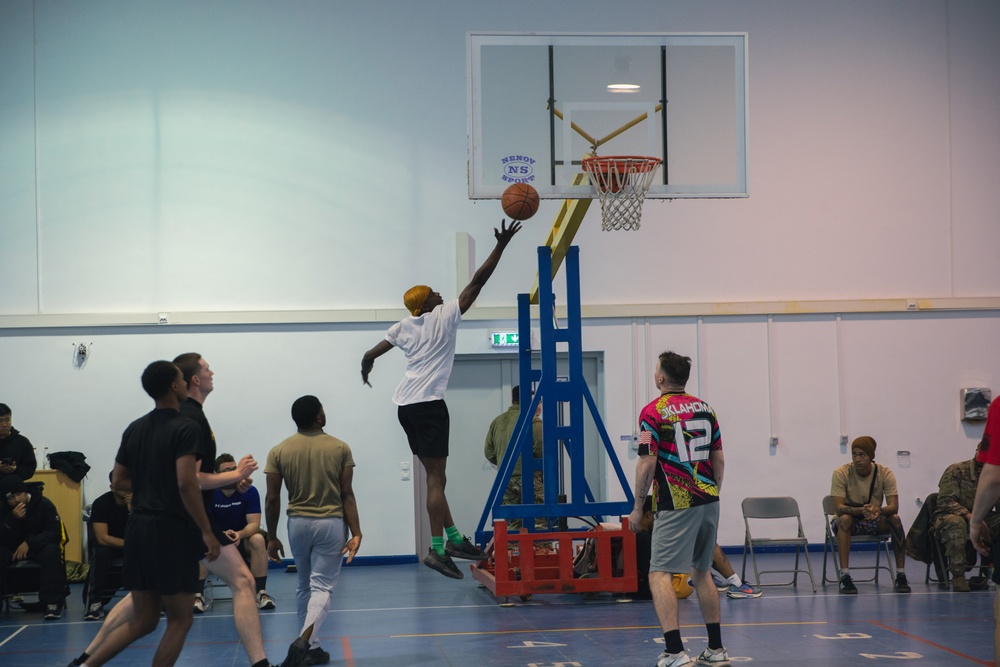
[484,386,546,531]
[934,446,1000,591]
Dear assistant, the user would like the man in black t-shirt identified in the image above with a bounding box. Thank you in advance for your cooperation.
[71,361,220,667]
[70,358,266,667]
[83,472,131,620]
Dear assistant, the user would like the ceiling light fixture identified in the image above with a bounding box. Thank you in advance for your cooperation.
[607,55,640,94]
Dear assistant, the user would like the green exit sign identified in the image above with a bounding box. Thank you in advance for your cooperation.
[491,332,519,347]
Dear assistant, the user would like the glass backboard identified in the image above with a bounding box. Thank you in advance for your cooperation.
[468,33,748,200]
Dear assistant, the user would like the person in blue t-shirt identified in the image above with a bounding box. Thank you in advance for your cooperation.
[200,453,274,610]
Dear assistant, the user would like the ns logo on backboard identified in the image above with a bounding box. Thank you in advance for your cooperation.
[500,155,536,184]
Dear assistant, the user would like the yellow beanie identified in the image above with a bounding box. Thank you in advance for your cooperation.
[403,285,432,316]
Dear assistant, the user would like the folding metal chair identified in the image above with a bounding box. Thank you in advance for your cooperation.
[740,496,816,592]
[821,495,894,585]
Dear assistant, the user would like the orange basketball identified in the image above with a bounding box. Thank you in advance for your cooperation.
[501,182,540,221]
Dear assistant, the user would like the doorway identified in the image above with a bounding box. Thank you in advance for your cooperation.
[412,352,605,556]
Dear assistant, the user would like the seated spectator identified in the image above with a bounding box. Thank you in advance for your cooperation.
[83,472,131,620]
[933,442,1000,591]
[0,475,67,619]
[830,436,910,594]
[618,499,761,599]
[711,545,762,598]
[196,453,274,611]
[0,403,38,481]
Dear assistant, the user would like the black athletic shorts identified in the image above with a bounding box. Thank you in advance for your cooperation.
[123,513,202,595]
[397,399,449,458]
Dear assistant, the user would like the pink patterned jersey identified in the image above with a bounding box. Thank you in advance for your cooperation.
[638,391,723,511]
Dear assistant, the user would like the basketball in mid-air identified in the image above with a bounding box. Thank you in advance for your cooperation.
[501,182,540,221]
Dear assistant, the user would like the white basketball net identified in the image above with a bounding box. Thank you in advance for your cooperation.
[582,156,662,231]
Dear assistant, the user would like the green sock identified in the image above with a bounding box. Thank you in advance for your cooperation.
[432,536,445,556]
[445,525,463,544]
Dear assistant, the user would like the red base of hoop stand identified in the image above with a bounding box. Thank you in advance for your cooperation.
[470,519,637,601]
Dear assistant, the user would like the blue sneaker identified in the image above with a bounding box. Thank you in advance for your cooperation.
[726,581,762,598]
[712,573,729,591]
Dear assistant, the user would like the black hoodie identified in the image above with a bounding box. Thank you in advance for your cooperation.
[0,427,38,481]
[0,490,62,553]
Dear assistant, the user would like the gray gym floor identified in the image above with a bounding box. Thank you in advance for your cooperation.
[0,551,994,666]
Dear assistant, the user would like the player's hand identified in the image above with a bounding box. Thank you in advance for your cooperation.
[236,478,253,494]
[343,535,362,563]
[361,360,373,387]
[972,520,992,557]
[225,529,241,547]
[237,455,258,480]
[13,541,29,561]
[495,219,522,246]
[627,508,643,533]
[203,533,221,562]
[11,502,26,520]
[267,537,285,563]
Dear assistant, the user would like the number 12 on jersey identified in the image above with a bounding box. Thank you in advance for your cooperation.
[672,419,711,463]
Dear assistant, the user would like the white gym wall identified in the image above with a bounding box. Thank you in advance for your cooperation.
[1,0,999,551]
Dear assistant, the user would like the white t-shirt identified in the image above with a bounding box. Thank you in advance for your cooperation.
[386,299,462,405]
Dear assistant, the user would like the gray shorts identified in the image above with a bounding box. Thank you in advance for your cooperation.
[649,502,720,574]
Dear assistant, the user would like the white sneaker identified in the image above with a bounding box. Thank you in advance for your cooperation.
[695,646,731,666]
[256,590,276,610]
[657,650,692,667]
[193,593,207,614]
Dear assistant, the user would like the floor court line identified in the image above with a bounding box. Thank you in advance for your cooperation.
[340,636,355,667]
[0,625,27,648]
[869,620,993,666]
[391,620,829,638]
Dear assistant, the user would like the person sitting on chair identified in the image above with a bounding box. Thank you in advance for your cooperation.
[624,498,761,600]
[0,403,38,481]
[711,545,762,599]
[933,441,1000,591]
[0,474,67,620]
[197,453,275,611]
[84,472,131,620]
[830,435,910,594]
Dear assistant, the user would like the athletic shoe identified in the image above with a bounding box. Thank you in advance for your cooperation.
[44,603,62,620]
[726,582,762,599]
[84,602,104,621]
[712,573,729,591]
[894,572,911,593]
[280,636,310,667]
[423,549,463,579]
[303,646,331,666]
[445,536,487,560]
[695,646,732,666]
[193,592,207,613]
[656,649,692,667]
[257,590,276,610]
[839,574,858,594]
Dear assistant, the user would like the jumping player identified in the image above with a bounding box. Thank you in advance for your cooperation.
[361,219,521,578]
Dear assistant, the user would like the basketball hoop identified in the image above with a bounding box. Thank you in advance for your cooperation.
[581,155,662,231]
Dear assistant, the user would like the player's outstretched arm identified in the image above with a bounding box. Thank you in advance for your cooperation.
[361,340,394,386]
[458,219,521,314]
